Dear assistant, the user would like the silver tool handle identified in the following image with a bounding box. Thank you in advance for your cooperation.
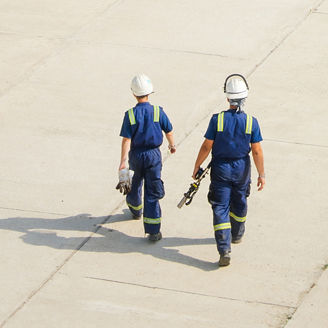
[177,196,187,209]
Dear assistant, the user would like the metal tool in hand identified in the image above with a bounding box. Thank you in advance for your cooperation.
[177,162,211,208]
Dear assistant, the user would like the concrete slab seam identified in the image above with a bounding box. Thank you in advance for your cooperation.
[0,0,125,99]
[0,206,68,217]
[247,1,324,77]
[67,40,247,60]
[282,264,328,327]
[85,276,297,310]
[264,139,328,149]
[0,201,126,328]
[168,1,327,156]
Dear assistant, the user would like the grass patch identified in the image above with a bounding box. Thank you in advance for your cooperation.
[323,264,328,271]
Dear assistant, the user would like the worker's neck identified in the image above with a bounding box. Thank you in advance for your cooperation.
[136,96,149,103]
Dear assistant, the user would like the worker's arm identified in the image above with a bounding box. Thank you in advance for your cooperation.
[192,139,214,179]
[165,130,176,154]
[251,142,265,191]
[119,137,131,170]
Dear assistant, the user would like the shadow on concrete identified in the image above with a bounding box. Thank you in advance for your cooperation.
[0,211,217,271]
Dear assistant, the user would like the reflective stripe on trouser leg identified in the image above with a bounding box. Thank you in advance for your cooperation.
[230,177,248,241]
[144,217,161,224]
[143,149,163,234]
[126,173,143,217]
[230,212,246,241]
[209,180,232,254]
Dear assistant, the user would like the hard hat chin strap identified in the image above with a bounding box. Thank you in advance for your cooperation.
[229,98,246,112]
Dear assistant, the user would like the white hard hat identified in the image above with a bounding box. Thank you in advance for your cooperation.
[131,74,154,96]
[224,74,249,99]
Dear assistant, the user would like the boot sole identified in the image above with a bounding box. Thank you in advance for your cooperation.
[148,232,162,241]
[219,256,231,267]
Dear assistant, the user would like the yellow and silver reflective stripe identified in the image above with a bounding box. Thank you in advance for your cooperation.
[127,202,143,211]
[144,217,161,224]
[245,114,253,134]
[217,112,224,132]
[128,108,136,125]
[214,222,231,231]
[153,105,160,122]
[229,212,246,222]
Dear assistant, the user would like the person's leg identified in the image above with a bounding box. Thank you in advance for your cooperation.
[208,180,232,255]
[126,172,143,218]
[230,157,251,242]
[230,186,247,242]
[126,151,144,218]
[143,149,164,238]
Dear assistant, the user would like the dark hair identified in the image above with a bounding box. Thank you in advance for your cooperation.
[136,95,149,100]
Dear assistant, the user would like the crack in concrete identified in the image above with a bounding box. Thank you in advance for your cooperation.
[85,276,296,310]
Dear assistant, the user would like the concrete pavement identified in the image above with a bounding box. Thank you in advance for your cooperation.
[0,0,327,327]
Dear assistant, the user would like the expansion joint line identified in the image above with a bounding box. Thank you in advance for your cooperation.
[85,276,296,310]
[173,2,327,153]
[247,2,323,77]
[0,0,124,99]
[0,200,125,328]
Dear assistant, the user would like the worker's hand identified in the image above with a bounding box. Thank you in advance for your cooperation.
[119,163,126,170]
[257,176,265,191]
[192,166,200,180]
[168,145,176,154]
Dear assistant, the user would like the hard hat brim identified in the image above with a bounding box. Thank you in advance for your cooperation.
[226,90,248,99]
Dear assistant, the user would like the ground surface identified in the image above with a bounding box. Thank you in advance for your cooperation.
[0,1,328,327]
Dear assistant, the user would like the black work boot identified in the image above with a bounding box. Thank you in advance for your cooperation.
[219,251,231,267]
[148,232,162,241]
[231,237,242,244]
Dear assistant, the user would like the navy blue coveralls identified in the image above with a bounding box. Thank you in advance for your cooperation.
[120,102,173,234]
[204,109,262,254]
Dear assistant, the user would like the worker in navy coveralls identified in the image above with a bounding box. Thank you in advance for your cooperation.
[192,74,265,266]
[118,74,176,241]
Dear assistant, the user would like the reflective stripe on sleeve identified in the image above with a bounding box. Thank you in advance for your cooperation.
[128,108,136,125]
[144,217,161,224]
[229,212,246,222]
[153,105,160,122]
[217,112,224,132]
[245,114,253,134]
[127,202,143,211]
[214,222,231,231]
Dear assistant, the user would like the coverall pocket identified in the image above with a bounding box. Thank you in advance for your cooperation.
[207,190,215,204]
[246,182,251,197]
[150,179,165,199]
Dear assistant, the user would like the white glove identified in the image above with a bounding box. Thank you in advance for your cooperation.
[116,169,133,195]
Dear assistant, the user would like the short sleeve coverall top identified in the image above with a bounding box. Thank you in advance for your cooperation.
[204,109,262,254]
[120,102,173,234]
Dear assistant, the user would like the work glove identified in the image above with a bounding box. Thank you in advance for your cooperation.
[116,168,133,195]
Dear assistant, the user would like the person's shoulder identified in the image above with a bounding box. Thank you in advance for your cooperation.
[211,109,227,119]
[248,113,260,124]
[125,105,135,113]
[212,110,225,117]
[151,104,163,110]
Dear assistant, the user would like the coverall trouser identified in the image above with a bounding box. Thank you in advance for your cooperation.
[126,148,164,234]
[208,156,251,255]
